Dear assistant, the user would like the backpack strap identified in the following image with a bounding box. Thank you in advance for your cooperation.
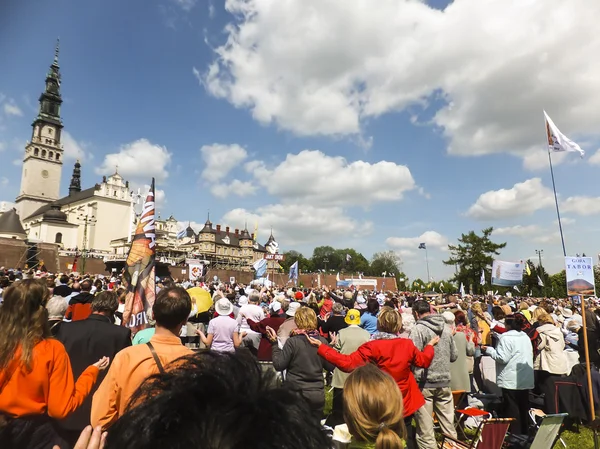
[146,342,165,375]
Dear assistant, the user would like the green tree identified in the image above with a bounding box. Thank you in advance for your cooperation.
[281,250,314,273]
[549,270,567,298]
[335,248,370,274]
[369,251,404,289]
[443,227,506,295]
[311,246,339,272]
[521,261,551,297]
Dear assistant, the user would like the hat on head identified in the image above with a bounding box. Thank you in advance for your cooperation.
[345,309,361,325]
[442,311,456,325]
[562,308,573,318]
[270,301,282,313]
[287,302,301,317]
[238,295,248,305]
[294,291,304,301]
[356,295,366,304]
[215,298,234,316]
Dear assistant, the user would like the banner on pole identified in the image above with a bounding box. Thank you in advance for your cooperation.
[122,179,156,335]
[565,256,596,297]
[189,263,204,281]
[491,260,524,287]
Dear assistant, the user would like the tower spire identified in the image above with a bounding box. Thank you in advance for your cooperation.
[69,160,82,196]
[54,38,60,65]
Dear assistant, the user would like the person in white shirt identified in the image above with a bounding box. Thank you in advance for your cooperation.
[238,292,265,354]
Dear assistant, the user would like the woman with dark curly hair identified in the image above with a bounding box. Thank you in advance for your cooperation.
[0,279,108,449]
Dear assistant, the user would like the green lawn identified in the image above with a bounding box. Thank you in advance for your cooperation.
[325,389,598,448]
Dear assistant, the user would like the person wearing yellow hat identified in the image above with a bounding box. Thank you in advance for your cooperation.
[326,309,370,427]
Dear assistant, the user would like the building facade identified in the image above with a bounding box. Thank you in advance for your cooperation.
[15,41,65,220]
[14,42,134,254]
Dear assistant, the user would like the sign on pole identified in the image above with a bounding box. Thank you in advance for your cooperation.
[491,260,524,287]
[565,256,596,297]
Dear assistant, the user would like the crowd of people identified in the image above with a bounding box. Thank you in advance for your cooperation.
[0,266,599,449]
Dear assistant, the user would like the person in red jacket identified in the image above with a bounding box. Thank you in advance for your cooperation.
[308,306,439,449]
[246,301,286,362]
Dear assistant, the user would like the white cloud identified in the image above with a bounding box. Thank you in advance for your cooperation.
[222,203,373,246]
[557,217,576,226]
[211,180,257,198]
[173,0,196,11]
[0,201,16,212]
[533,232,561,244]
[3,100,22,117]
[203,0,600,158]
[200,143,248,182]
[96,139,172,183]
[561,196,600,216]
[248,150,415,206]
[493,225,541,237]
[386,231,448,250]
[589,149,600,165]
[177,221,205,234]
[522,148,568,171]
[0,142,5,152]
[62,132,89,161]
[397,249,417,259]
[466,178,554,220]
[0,177,8,187]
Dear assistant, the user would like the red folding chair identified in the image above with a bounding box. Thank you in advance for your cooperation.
[440,418,514,449]
[455,406,492,440]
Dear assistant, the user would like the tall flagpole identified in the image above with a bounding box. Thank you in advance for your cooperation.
[425,247,431,282]
[547,149,567,257]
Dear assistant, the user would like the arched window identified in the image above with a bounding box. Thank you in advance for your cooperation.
[55,232,62,244]
[49,151,54,159]
[34,148,39,156]
[42,150,47,158]
[56,153,60,161]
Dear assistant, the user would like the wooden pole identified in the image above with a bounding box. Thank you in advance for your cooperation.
[580,296,596,420]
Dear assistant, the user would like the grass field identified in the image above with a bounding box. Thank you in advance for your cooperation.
[324,389,598,448]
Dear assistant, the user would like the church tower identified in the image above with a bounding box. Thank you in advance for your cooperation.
[15,40,64,220]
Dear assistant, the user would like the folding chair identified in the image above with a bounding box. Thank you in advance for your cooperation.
[529,410,568,449]
[455,405,492,440]
[433,390,466,432]
[439,418,514,449]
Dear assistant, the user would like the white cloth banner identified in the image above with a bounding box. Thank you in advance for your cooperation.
[544,111,585,157]
[491,260,524,287]
[189,263,203,281]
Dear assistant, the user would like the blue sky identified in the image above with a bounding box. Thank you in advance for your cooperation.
[1,0,599,281]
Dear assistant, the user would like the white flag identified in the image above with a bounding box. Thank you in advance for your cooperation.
[459,282,465,297]
[537,275,544,287]
[336,272,340,282]
[480,270,485,285]
[513,285,520,293]
[544,111,584,157]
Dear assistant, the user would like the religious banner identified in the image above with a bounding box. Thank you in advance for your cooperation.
[189,263,204,281]
[565,256,596,297]
[122,179,156,335]
[491,260,524,287]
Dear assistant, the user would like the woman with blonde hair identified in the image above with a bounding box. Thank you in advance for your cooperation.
[0,279,108,449]
[344,363,406,449]
[267,306,334,417]
[532,307,549,326]
[308,306,438,449]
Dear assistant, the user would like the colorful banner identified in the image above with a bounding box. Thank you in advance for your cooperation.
[189,263,203,280]
[122,179,156,335]
[491,260,524,287]
[565,256,596,297]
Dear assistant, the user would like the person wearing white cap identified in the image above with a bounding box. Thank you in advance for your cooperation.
[197,298,242,353]
[277,302,300,346]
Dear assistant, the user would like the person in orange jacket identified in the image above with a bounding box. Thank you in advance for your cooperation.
[0,279,109,449]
